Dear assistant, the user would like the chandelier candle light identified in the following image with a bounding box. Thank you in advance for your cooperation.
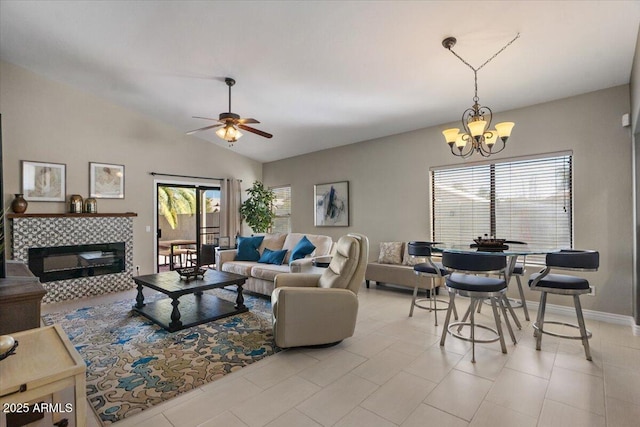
[442,34,520,158]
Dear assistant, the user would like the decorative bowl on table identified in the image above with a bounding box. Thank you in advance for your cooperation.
[472,237,509,251]
[175,266,206,281]
[0,335,18,361]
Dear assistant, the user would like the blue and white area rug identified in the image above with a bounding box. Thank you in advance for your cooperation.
[43,288,279,425]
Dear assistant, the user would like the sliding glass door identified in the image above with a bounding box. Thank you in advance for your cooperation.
[156,183,220,272]
[196,187,221,268]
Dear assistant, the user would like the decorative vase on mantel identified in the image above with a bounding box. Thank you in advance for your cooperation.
[69,194,83,213]
[11,193,28,214]
[84,197,97,214]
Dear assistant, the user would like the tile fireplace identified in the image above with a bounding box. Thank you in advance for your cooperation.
[9,213,137,303]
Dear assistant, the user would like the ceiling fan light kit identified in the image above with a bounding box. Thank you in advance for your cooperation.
[186,77,272,146]
[441,34,519,159]
[216,124,243,144]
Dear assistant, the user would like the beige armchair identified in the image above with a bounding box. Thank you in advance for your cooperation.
[271,233,369,348]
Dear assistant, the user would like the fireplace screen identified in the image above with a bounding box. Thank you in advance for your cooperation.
[29,242,125,282]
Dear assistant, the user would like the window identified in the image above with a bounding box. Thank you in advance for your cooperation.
[431,153,572,263]
[271,185,291,233]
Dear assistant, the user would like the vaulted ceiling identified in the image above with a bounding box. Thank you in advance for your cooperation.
[1,1,639,162]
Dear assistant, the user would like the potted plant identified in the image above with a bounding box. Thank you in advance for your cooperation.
[240,181,276,234]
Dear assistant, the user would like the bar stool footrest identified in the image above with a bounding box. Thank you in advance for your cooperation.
[483,297,524,309]
[533,320,592,340]
[447,322,501,344]
[414,297,451,312]
[506,298,524,309]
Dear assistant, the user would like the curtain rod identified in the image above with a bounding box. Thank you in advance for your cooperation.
[149,172,242,182]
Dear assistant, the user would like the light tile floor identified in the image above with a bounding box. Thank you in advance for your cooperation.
[41,284,640,427]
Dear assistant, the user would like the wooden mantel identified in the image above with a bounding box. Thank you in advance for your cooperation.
[7,212,137,218]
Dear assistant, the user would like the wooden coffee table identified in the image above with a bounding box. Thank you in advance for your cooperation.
[133,270,248,332]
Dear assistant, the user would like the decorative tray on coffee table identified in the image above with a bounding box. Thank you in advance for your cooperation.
[175,266,206,281]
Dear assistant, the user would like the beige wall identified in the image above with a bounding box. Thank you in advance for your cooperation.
[0,60,262,274]
[631,25,640,134]
[264,85,634,316]
[630,26,640,325]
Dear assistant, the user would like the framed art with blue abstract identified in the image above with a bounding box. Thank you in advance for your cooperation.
[314,181,349,226]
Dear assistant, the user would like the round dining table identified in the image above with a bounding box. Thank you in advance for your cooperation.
[431,242,560,278]
[430,242,562,328]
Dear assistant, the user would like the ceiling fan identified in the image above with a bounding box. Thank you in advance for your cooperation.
[186,77,273,145]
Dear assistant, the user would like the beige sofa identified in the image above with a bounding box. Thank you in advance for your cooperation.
[216,232,334,296]
[365,241,443,291]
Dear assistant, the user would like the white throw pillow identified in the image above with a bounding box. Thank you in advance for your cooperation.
[378,242,403,264]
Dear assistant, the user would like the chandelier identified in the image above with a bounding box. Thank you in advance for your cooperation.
[441,34,519,158]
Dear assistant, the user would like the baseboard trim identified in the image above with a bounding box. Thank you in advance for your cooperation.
[526,300,635,330]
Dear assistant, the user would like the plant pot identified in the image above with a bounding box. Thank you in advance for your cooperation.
[11,193,28,214]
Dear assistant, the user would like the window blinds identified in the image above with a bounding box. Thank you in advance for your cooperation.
[271,186,292,233]
[432,154,572,263]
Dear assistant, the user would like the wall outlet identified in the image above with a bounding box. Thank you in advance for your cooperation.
[588,286,596,296]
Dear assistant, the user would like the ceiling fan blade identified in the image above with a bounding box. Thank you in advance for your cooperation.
[186,123,223,135]
[192,116,221,122]
[238,124,273,139]
[237,118,260,124]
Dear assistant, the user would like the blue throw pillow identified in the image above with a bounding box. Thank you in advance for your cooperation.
[235,236,265,261]
[290,235,316,264]
[258,248,288,265]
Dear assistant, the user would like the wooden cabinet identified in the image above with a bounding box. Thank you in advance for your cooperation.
[0,262,46,335]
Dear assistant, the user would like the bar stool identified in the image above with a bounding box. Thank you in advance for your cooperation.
[504,240,530,322]
[440,251,516,363]
[481,241,530,322]
[510,261,530,320]
[484,260,529,323]
[528,249,599,361]
[408,241,456,326]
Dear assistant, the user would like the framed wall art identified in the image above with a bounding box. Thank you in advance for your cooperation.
[21,160,66,202]
[218,236,231,248]
[90,162,125,199]
[314,181,349,227]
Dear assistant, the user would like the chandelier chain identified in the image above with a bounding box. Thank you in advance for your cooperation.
[447,33,521,99]
[447,33,520,73]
